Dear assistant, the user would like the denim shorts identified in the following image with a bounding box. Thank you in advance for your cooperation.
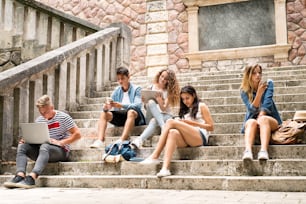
[198,128,208,146]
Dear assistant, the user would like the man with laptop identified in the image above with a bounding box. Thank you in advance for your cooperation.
[3,95,81,189]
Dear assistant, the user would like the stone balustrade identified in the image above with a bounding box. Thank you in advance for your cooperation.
[0,24,131,161]
[0,0,101,71]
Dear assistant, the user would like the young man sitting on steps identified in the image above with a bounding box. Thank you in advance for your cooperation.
[90,66,146,148]
[4,95,81,189]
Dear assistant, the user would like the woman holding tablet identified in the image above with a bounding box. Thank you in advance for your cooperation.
[131,69,180,148]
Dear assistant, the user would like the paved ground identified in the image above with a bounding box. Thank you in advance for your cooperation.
[0,187,306,204]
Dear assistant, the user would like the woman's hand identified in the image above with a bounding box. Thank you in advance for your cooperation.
[258,81,268,95]
[155,92,163,104]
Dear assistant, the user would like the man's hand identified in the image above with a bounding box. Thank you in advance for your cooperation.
[50,138,63,147]
[110,101,122,109]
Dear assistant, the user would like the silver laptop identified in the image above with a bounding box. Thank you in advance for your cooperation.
[20,123,50,144]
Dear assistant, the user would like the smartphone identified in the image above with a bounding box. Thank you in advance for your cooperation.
[105,97,113,104]
[260,78,268,85]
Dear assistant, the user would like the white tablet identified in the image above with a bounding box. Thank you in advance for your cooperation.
[141,90,162,102]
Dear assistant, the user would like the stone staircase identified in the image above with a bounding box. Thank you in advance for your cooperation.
[1,65,306,191]
[0,0,100,72]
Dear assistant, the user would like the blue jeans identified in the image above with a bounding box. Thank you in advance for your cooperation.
[16,143,68,176]
[139,100,172,142]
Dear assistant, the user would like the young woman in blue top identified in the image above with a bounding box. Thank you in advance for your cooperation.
[240,64,282,161]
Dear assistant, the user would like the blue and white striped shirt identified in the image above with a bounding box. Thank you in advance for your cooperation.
[36,111,76,152]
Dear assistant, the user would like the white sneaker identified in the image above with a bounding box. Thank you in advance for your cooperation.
[258,150,269,160]
[140,157,160,165]
[90,140,104,148]
[242,150,253,161]
[156,169,171,177]
[131,138,142,149]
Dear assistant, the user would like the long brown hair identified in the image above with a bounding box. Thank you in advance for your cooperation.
[154,69,180,107]
[240,64,262,102]
[179,85,199,119]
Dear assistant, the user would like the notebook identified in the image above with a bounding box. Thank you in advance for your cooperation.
[20,123,50,144]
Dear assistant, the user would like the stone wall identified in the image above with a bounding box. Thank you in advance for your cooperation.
[34,0,306,74]
[287,0,306,64]
[35,0,188,75]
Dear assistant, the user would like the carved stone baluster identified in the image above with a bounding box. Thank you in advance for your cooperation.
[58,61,68,111]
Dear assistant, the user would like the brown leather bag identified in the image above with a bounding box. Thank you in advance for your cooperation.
[271,119,306,144]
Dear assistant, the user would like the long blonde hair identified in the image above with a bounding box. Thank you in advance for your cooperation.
[240,64,262,102]
[154,69,180,107]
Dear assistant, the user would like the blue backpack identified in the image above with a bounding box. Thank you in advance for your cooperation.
[104,140,136,161]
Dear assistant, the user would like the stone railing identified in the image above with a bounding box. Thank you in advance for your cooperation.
[0,0,101,71]
[0,24,131,161]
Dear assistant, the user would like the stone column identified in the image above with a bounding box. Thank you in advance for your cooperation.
[78,54,87,103]
[1,92,14,161]
[69,58,78,111]
[274,0,289,61]
[186,6,201,68]
[0,0,3,29]
[19,81,30,123]
[110,37,118,82]
[62,23,73,46]
[58,61,68,111]
[51,17,61,49]
[24,7,37,40]
[33,77,43,120]
[87,49,95,97]
[96,44,103,91]
[47,69,55,101]
[145,0,169,76]
[4,0,13,31]
[38,13,49,45]
[103,41,111,84]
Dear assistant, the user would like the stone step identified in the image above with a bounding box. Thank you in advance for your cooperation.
[93,80,306,98]
[71,109,298,124]
[72,102,306,128]
[0,175,305,191]
[77,118,306,134]
[2,159,306,177]
[73,128,306,149]
[131,66,306,82]
[75,99,306,116]
[96,73,306,94]
[90,85,306,102]
[73,119,296,134]
[80,92,306,109]
[133,77,306,92]
[65,145,306,161]
[207,93,306,106]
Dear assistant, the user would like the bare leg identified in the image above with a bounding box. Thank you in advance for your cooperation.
[151,119,203,159]
[244,119,258,151]
[162,129,188,170]
[257,116,279,151]
[120,109,138,141]
[97,111,113,141]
